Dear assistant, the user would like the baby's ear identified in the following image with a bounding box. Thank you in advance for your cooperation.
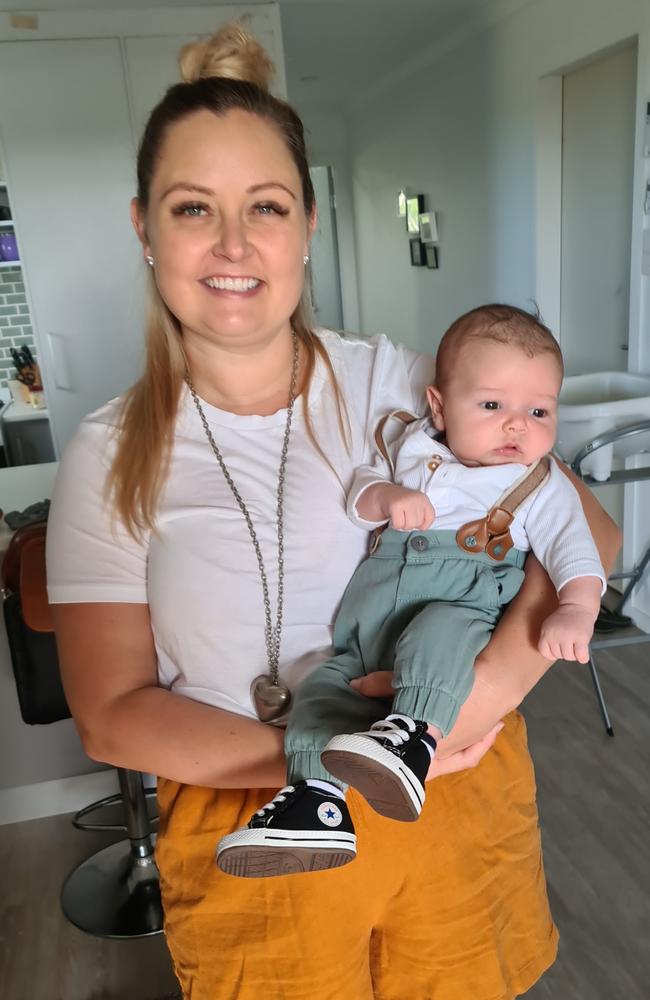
[426,386,445,431]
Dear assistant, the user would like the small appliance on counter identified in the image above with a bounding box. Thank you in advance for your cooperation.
[0,230,18,261]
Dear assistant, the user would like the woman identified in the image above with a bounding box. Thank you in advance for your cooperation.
[47,23,620,1000]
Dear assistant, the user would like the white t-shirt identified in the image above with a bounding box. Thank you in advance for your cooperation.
[348,416,606,595]
[46,330,435,723]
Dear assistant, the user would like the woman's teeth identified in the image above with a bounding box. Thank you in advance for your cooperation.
[204,276,260,291]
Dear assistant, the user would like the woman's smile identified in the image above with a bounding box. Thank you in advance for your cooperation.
[202,275,263,294]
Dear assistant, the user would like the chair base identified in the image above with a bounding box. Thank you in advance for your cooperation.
[61,835,163,939]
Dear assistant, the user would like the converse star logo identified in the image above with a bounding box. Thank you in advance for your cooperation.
[317,801,343,827]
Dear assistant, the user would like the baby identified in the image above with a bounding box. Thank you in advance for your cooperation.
[217,304,605,878]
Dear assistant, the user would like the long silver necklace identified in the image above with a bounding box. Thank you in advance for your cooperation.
[186,331,299,723]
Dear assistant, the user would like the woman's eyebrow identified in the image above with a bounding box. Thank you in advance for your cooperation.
[161,182,214,200]
[247,182,296,200]
[160,181,297,201]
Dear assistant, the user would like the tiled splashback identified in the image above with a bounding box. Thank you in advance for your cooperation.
[0,265,36,390]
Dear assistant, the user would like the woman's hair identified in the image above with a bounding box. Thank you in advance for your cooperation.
[109,22,348,536]
[435,303,563,390]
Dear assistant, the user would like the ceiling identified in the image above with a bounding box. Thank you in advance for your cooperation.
[0,0,506,110]
[280,0,497,110]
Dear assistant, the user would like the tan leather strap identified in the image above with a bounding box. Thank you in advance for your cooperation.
[369,410,421,554]
[373,409,419,464]
[456,456,551,561]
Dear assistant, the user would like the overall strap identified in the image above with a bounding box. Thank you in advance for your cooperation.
[456,456,551,561]
[368,410,421,553]
[373,410,420,470]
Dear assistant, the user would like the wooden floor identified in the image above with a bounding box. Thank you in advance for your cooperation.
[1,640,648,999]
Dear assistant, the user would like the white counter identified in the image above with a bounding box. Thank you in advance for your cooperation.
[1,397,49,423]
[0,461,57,555]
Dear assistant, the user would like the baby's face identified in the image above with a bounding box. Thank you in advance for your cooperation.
[427,340,561,467]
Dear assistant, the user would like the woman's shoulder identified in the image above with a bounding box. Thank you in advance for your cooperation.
[314,327,436,412]
[316,327,422,365]
[60,394,125,467]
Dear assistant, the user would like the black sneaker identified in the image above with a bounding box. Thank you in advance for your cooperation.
[321,714,434,822]
[216,782,357,878]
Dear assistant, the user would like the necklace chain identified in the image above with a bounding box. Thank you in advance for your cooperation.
[186,332,299,688]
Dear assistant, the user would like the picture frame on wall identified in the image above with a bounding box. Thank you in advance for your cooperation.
[419,212,438,243]
[406,194,424,234]
[425,244,439,269]
[397,190,407,217]
[410,238,425,266]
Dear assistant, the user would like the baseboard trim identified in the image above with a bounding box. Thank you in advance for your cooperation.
[0,769,121,826]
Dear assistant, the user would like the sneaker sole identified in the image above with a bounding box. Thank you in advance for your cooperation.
[321,736,425,821]
[216,829,356,878]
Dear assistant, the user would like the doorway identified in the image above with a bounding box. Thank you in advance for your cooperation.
[560,43,637,375]
[309,166,344,330]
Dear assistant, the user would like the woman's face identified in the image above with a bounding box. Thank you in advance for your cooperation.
[134,108,313,353]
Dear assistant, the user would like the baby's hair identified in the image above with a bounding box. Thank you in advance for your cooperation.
[435,304,563,389]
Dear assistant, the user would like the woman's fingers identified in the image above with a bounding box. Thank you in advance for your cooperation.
[427,722,504,779]
[350,671,395,698]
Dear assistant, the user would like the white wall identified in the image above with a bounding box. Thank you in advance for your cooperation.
[346,0,650,358]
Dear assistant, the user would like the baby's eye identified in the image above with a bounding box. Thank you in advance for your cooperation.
[530,407,547,418]
[173,202,208,217]
[480,401,500,410]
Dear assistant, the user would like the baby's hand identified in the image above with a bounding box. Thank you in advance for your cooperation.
[538,604,597,663]
[385,486,435,531]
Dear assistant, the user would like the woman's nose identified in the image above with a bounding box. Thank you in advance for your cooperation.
[211,215,249,261]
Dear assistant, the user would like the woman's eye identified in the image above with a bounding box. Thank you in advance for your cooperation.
[255,202,289,217]
[481,401,500,410]
[530,408,547,418]
[173,202,208,217]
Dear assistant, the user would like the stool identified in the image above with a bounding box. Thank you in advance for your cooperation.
[2,523,163,938]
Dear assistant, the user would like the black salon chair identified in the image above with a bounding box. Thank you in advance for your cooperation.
[2,523,163,939]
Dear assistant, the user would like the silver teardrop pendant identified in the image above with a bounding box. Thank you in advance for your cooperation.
[251,674,292,723]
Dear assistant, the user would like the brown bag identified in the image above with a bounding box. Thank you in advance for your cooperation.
[2,520,68,724]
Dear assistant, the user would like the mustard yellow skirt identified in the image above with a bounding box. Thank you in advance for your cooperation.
[156,711,557,1000]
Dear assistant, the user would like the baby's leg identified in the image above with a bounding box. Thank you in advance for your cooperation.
[216,654,390,878]
[391,600,496,736]
[321,604,498,823]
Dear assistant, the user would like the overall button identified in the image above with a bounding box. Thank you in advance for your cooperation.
[410,535,429,552]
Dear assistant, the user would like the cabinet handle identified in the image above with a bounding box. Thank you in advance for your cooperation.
[47,331,73,390]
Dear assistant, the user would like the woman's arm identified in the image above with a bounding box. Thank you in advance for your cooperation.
[53,602,286,788]
[354,465,622,758]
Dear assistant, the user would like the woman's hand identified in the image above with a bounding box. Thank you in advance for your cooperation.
[350,673,504,780]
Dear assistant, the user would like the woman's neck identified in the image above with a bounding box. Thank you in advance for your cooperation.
[184,327,303,416]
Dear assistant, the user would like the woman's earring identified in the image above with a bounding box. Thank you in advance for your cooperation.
[145,255,155,268]
[303,254,310,265]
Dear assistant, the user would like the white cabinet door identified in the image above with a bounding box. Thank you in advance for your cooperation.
[124,35,201,141]
[0,38,143,455]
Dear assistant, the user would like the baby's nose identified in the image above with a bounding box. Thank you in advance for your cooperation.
[504,412,527,431]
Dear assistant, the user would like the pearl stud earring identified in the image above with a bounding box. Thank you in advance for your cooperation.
[145,255,154,268]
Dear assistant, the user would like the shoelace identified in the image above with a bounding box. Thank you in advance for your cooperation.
[255,785,296,818]
[357,714,417,747]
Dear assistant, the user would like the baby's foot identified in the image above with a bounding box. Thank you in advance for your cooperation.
[321,715,436,821]
[216,781,356,878]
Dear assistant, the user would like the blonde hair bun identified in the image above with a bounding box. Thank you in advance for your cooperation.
[179,22,275,90]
